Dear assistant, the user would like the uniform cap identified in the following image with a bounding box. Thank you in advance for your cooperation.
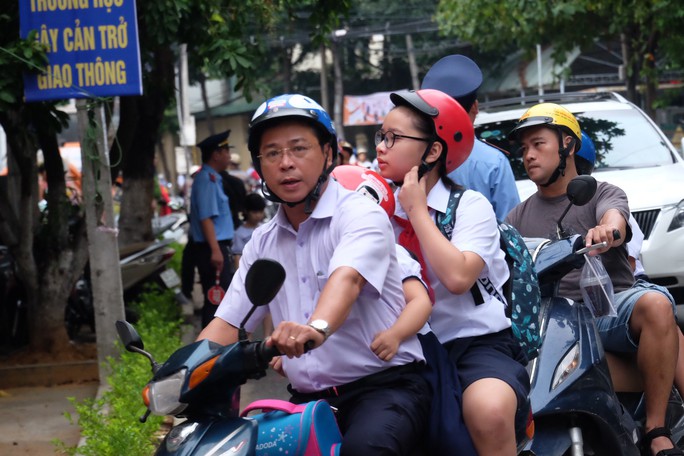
[421,55,483,110]
[197,130,232,156]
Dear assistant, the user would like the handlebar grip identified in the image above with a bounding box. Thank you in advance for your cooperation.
[258,340,282,361]
[612,229,621,241]
[257,339,315,362]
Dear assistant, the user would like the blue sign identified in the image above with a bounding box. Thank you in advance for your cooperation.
[20,0,142,102]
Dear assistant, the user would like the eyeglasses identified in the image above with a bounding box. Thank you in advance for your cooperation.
[374,130,432,149]
[257,144,315,164]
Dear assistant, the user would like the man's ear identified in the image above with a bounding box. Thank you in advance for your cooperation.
[469,100,479,123]
[323,143,334,167]
[563,134,576,155]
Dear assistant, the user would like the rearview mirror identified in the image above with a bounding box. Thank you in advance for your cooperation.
[115,320,144,352]
[245,258,286,307]
[567,175,597,207]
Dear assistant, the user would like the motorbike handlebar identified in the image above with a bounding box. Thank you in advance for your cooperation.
[256,339,315,364]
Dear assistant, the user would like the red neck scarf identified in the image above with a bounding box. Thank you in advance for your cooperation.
[394,215,435,304]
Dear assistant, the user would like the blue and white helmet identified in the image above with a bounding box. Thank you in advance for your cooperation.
[248,94,337,177]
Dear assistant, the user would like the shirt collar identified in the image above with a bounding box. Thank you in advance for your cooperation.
[395,179,451,220]
[427,179,451,214]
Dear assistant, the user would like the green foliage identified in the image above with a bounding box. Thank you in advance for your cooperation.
[54,288,183,456]
[435,0,683,94]
[167,241,185,277]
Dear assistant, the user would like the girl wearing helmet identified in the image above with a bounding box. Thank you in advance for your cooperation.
[202,94,432,456]
[376,89,530,455]
[331,164,477,455]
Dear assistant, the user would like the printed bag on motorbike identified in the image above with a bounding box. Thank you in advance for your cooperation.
[241,399,342,456]
[437,187,542,360]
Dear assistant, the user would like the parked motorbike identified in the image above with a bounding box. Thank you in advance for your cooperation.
[65,218,187,340]
[0,244,28,354]
[520,175,684,455]
[116,258,287,455]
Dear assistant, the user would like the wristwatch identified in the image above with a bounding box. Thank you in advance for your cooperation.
[308,319,330,341]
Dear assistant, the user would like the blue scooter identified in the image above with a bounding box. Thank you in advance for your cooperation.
[116,258,292,455]
[521,175,684,455]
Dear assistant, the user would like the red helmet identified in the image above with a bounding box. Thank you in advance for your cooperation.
[389,89,474,173]
[331,165,395,217]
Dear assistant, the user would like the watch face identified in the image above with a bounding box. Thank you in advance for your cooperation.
[310,319,329,335]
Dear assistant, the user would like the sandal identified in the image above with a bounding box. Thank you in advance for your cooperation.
[641,427,684,456]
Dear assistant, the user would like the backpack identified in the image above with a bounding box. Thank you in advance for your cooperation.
[437,187,541,360]
[241,399,342,456]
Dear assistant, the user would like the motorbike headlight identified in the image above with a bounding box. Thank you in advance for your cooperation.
[551,343,580,390]
[667,200,684,232]
[148,369,188,416]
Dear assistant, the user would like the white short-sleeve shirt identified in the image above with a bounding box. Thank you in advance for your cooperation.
[393,180,511,342]
[215,180,424,393]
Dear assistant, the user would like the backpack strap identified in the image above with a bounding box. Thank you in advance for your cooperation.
[436,187,485,305]
[240,399,307,417]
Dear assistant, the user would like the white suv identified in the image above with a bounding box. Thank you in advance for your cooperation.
[474,92,684,300]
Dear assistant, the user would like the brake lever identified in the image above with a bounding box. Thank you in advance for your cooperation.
[576,241,608,255]
[576,228,622,255]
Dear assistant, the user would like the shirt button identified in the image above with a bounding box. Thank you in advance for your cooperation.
[304,312,310,319]
[302,277,307,283]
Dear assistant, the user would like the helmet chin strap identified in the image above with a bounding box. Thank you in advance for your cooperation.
[540,134,575,188]
[260,150,334,215]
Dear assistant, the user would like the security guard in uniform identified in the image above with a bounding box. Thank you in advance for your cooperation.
[187,130,236,327]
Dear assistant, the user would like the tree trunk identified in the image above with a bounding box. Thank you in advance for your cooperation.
[642,26,660,119]
[621,31,640,105]
[331,41,345,139]
[200,76,215,136]
[0,107,89,355]
[283,47,293,94]
[117,45,176,246]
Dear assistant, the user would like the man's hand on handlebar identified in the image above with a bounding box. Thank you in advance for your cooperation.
[584,225,622,256]
[266,321,325,358]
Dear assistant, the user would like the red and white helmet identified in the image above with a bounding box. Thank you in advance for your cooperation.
[389,89,474,174]
[331,165,395,217]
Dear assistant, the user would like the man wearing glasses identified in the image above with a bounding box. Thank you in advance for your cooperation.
[199,94,430,455]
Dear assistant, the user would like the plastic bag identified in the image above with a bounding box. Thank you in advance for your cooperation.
[580,254,617,318]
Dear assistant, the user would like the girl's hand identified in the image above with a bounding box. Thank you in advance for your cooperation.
[370,329,401,361]
[270,356,286,377]
[398,166,428,219]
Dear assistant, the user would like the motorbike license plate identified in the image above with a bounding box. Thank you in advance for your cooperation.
[160,269,181,288]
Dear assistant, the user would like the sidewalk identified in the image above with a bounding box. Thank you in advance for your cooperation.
[0,287,289,455]
[0,382,98,455]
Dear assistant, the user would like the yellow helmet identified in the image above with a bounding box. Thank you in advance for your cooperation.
[508,102,582,147]
[508,102,582,187]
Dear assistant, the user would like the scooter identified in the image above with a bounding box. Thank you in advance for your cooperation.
[116,258,290,455]
[521,175,684,455]
[0,244,28,354]
[65,235,183,340]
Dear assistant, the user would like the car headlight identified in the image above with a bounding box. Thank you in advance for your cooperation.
[668,200,684,232]
[551,343,580,390]
[146,369,188,416]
